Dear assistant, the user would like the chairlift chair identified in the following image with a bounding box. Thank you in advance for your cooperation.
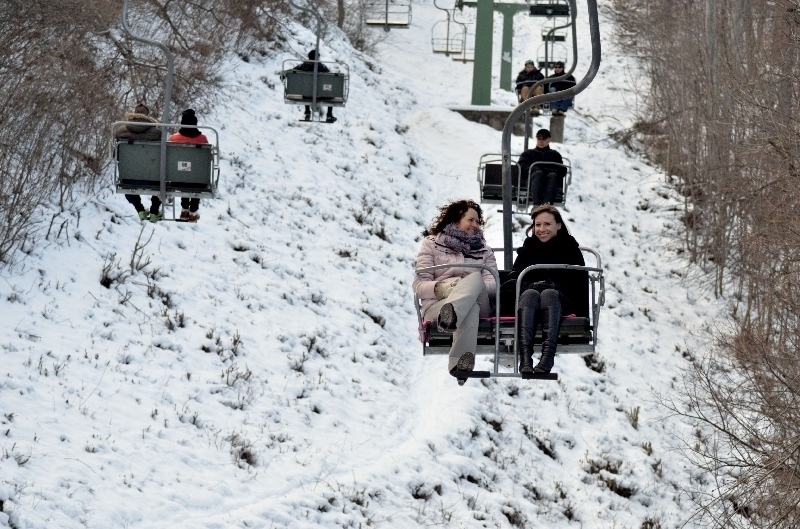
[477,153,521,203]
[529,0,570,18]
[516,158,572,210]
[537,41,569,75]
[541,20,567,42]
[111,122,221,207]
[414,248,605,382]
[478,154,571,212]
[431,19,465,55]
[364,0,412,30]
[282,59,350,111]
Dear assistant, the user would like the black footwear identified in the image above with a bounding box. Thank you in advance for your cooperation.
[437,303,457,332]
[449,352,475,385]
[326,115,337,123]
[303,112,311,121]
[533,345,556,373]
[518,308,536,373]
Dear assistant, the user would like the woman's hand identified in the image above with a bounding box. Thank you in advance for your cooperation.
[434,278,460,300]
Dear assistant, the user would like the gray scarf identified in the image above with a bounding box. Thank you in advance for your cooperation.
[440,224,485,255]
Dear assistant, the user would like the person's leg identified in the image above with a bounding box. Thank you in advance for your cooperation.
[531,170,545,206]
[544,172,559,205]
[517,289,541,372]
[149,196,162,215]
[304,105,311,119]
[535,289,563,373]
[521,86,530,100]
[423,273,489,372]
[188,198,200,221]
[125,194,144,213]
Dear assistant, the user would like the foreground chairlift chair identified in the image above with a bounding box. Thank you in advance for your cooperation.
[414,248,605,383]
[529,0,570,18]
[364,0,412,30]
[112,122,221,217]
[281,58,350,121]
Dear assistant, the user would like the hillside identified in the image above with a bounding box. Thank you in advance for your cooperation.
[0,1,719,527]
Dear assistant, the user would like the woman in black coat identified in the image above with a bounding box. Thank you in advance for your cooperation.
[512,205,586,373]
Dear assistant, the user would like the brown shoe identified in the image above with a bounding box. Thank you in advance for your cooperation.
[180,209,190,221]
[188,211,200,222]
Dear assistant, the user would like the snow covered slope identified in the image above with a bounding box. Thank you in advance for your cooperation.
[0,1,718,527]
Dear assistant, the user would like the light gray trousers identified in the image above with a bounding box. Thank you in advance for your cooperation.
[423,272,492,370]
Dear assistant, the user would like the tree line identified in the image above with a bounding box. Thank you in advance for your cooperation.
[609,0,800,526]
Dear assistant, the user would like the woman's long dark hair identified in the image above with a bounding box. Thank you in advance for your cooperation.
[425,199,484,236]
[526,204,571,238]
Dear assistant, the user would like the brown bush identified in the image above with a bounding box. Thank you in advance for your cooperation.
[609,0,800,526]
[0,0,289,267]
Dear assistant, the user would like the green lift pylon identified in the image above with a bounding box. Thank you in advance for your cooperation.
[462,0,530,105]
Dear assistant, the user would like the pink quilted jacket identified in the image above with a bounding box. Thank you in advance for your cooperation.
[413,234,497,317]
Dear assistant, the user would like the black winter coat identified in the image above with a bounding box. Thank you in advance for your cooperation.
[518,146,566,180]
[293,60,330,73]
[545,72,576,93]
[511,231,587,315]
[515,68,544,88]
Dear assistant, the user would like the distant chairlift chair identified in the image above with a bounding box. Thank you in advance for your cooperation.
[529,0,570,18]
[112,122,220,213]
[477,154,572,211]
[364,0,412,30]
[281,59,350,119]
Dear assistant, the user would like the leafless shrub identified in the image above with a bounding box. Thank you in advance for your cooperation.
[609,1,800,526]
[0,0,289,271]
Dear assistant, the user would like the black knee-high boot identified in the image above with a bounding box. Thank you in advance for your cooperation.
[534,301,561,373]
[518,308,537,373]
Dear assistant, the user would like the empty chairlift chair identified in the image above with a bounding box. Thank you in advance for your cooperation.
[112,122,220,203]
[364,0,412,30]
[477,153,521,203]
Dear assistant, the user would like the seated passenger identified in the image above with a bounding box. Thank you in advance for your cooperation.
[517,128,567,206]
[515,60,545,115]
[293,50,336,123]
[168,109,210,222]
[114,103,162,222]
[512,205,586,373]
[545,61,576,115]
[413,200,497,382]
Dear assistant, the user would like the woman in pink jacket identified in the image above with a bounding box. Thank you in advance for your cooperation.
[413,200,497,378]
[168,109,210,222]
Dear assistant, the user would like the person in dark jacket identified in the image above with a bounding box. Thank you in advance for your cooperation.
[114,103,162,222]
[512,204,586,373]
[515,60,545,114]
[545,61,576,115]
[293,50,336,123]
[517,129,567,206]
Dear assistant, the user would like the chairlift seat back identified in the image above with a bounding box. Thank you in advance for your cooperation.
[284,71,347,105]
[530,4,570,17]
[116,141,214,197]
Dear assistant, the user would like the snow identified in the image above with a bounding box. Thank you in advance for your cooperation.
[0,0,720,527]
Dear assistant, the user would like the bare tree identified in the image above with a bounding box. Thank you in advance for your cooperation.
[0,0,289,269]
[609,0,800,526]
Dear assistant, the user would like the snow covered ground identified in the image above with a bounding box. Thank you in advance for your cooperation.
[0,0,720,527]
